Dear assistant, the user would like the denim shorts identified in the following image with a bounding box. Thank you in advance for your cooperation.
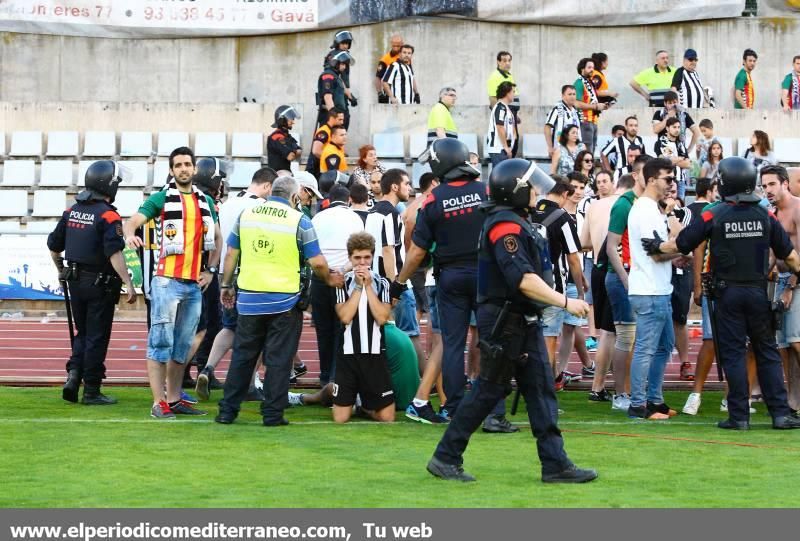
[582,257,594,305]
[605,270,636,325]
[564,283,588,327]
[701,295,713,340]
[393,289,420,337]
[776,273,800,347]
[426,286,440,334]
[147,275,202,364]
[222,304,238,330]
[542,305,566,337]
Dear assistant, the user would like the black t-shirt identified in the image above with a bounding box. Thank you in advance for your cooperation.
[651,108,695,138]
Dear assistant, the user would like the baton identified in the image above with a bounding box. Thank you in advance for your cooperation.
[706,294,724,382]
[510,384,522,416]
[61,280,75,347]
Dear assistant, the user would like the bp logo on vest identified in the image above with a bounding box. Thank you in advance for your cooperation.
[164,222,177,240]
[252,238,275,255]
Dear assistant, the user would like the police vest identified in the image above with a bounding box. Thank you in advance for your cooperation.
[428,179,487,267]
[709,203,771,285]
[477,208,553,314]
[318,68,347,111]
[266,128,299,172]
[320,144,347,173]
[237,201,303,294]
[64,200,118,272]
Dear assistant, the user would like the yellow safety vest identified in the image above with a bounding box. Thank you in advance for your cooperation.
[236,200,302,294]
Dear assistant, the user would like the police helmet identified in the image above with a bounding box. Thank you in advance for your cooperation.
[332,30,353,48]
[488,159,555,209]
[318,170,351,195]
[271,105,301,129]
[193,157,231,196]
[83,160,129,203]
[717,156,759,203]
[418,138,480,181]
[328,50,355,69]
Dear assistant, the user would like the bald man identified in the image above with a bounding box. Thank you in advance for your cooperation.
[375,34,405,102]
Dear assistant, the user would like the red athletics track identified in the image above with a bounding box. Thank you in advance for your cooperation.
[0,319,709,388]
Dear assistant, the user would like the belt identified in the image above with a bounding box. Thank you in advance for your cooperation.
[171,277,197,285]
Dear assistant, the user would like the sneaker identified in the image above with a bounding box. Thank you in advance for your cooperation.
[585,337,598,352]
[437,406,452,423]
[588,389,612,402]
[182,376,196,389]
[542,465,598,484]
[170,400,207,416]
[581,362,596,377]
[554,374,565,392]
[647,401,678,417]
[750,394,764,403]
[245,387,265,402]
[151,401,176,420]
[288,392,305,407]
[562,370,582,384]
[180,391,198,404]
[293,362,308,378]
[720,399,756,414]
[679,362,695,381]
[682,392,702,415]
[406,402,446,424]
[482,414,520,433]
[195,371,211,402]
[628,404,669,420]
[612,393,631,411]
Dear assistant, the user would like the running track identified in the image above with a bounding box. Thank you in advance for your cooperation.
[0,320,709,388]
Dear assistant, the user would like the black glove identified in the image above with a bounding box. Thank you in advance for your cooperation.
[641,230,665,255]
[349,96,358,107]
[413,92,421,104]
[389,280,407,300]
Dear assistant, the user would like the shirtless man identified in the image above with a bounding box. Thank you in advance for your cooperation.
[762,165,800,410]
[580,171,633,402]
[788,168,800,197]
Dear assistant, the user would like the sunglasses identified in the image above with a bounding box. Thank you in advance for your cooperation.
[660,176,676,184]
[583,159,594,163]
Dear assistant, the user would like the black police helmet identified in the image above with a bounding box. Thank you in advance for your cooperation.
[419,138,480,181]
[488,159,556,209]
[332,30,353,48]
[193,157,227,196]
[318,170,350,195]
[271,105,301,129]
[718,156,759,203]
[84,160,122,202]
[328,50,355,69]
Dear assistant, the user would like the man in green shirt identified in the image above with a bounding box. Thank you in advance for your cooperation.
[426,87,458,145]
[630,50,676,108]
[734,49,758,110]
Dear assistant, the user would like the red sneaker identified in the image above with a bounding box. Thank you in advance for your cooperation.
[679,362,695,381]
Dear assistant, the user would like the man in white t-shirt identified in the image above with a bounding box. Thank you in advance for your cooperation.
[626,158,683,420]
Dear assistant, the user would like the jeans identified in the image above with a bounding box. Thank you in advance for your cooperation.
[393,289,420,337]
[219,308,303,423]
[605,271,635,324]
[489,152,510,167]
[311,276,341,384]
[147,276,202,363]
[629,295,674,408]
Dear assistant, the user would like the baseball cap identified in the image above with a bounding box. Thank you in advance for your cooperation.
[294,171,323,199]
[684,49,698,60]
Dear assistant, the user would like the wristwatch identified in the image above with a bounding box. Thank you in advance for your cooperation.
[206,266,218,274]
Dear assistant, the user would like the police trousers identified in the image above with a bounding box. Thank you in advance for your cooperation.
[311,276,341,385]
[433,305,573,475]
[715,286,792,422]
[218,307,303,424]
[65,273,118,386]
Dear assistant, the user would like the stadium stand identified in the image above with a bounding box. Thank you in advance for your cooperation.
[457,133,479,156]
[83,131,117,157]
[157,132,190,157]
[120,132,153,158]
[0,190,28,217]
[9,131,43,157]
[522,133,549,160]
[45,131,79,158]
[231,132,264,158]
[409,133,427,160]
[195,132,227,157]
[773,138,800,165]
[39,160,74,187]
[32,191,66,217]
[152,161,171,187]
[2,160,36,187]
[373,132,405,159]
[228,161,263,188]
[114,190,145,218]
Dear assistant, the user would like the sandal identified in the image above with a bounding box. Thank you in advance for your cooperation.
[679,361,695,381]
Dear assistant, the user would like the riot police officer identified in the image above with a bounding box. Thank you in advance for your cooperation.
[643,156,800,430]
[426,158,597,483]
[391,138,514,430]
[47,160,137,405]
[323,30,355,103]
[267,105,302,172]
[317,51,354,130]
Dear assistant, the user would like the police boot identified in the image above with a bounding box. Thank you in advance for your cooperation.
[62,370,81,403]
[772,413,800,430]
[81,385,117,406]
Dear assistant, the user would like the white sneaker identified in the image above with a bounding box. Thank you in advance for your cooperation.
[287,392,305,406]
[720,399,756,414]
[683,393,702,415]
[612,393,631,411]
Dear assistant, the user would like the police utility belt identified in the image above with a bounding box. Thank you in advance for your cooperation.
[478,302,537,387]
[62,262,120,289]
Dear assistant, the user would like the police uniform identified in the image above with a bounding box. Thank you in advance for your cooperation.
[47,194,125,403]
[674,202,795,424]
[216,196,321,426]
[320,142,347,174]
[317,67,348,129]
[650,157,800,429]
[267,127,301,172]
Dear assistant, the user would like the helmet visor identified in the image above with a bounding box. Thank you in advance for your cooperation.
[215,158,234,179]
[519,162,555,196]
[113,162,133,186]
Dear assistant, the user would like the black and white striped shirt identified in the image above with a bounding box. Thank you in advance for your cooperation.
[486,101,517,154]
[382,61,415,104]
[365,200,405,280]
[602,135,645,172]
[336,272,391,355]
[544,101,582,147]
[671,67,707,109]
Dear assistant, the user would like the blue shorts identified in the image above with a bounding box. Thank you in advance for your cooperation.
[564,283,587,327]
[702,295,713,340]
[222,304,238,330]
[147,275,202,364]
[393,289,420,337]
[426,286,441,334]
[776,273,800,347]
[605,270,636,325]
[582,257,594,305]
[542,305,566,337]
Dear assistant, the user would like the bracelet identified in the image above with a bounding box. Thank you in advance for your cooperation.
[220,285,233,289]
[354,284,363,291]
[563,295,569,309]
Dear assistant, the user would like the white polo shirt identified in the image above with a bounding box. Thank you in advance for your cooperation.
[311,202,364,270]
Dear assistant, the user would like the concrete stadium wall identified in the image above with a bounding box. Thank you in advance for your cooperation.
[1,16,799,150]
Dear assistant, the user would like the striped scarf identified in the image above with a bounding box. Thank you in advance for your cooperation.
[793,74,800,110]
[160,181,215,256]
[578,76,599,123]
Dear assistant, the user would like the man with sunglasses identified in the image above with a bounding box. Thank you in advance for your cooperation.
[655,117,691,200]
[626,158,684,420]
[643,158,800,430]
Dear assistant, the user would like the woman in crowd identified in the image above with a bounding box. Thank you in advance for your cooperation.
[551,125,586,176]
[351,145,387,188]
[700,140,723,180]
[744,130,776,171]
